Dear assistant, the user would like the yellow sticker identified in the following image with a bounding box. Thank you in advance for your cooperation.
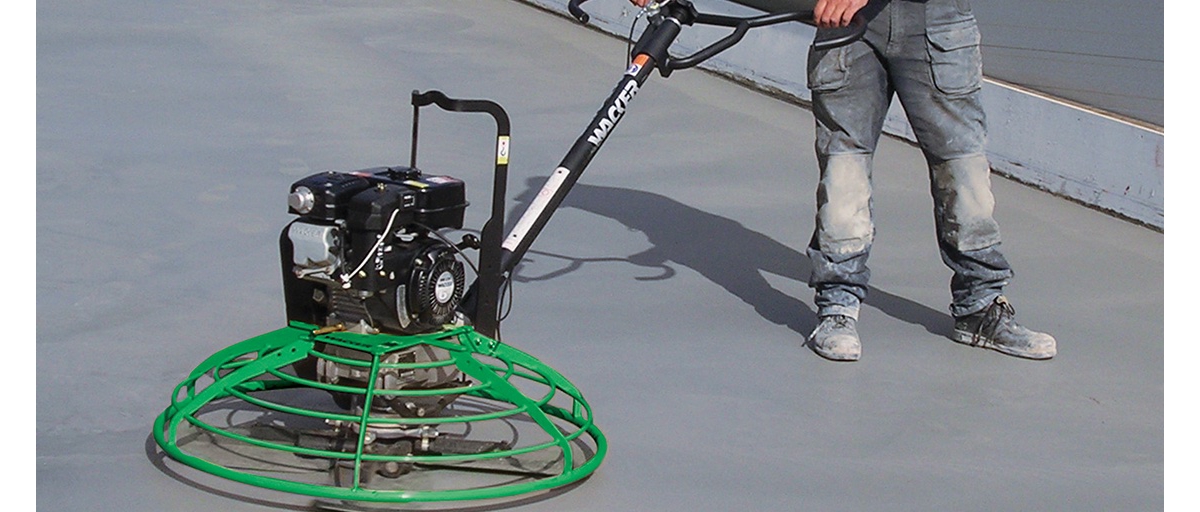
[497,136,510,165]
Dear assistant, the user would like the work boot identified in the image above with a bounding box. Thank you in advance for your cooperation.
[808,315,861,361]
[953,296,1056,360]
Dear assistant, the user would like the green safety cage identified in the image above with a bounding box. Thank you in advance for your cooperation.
[154,322,606,504]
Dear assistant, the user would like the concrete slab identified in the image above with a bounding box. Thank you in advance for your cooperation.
[36,1,1164,510]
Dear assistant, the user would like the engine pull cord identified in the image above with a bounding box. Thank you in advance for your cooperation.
[416,222,511,340]
[339,208,401,288]
[416,223,482,278]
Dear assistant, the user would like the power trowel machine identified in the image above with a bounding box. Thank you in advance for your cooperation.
[154,0,864,506]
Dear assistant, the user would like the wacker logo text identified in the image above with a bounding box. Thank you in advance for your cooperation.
[586,80,640,146]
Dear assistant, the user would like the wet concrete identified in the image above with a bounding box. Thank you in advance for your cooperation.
[37,1,1164,510]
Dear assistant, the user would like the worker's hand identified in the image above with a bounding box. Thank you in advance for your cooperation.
[814,0,867,28]
[627,0,650,7]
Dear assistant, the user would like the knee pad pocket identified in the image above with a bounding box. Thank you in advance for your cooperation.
[816,155,874,255]
[931,156,1001,251]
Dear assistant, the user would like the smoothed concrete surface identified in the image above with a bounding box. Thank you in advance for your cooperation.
[37,1,1163,510]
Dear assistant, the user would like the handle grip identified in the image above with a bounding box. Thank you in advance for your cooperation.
[568,0,591,24]
[812,13,868,51]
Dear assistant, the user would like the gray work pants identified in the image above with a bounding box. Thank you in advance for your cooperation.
[806,0,1012,319]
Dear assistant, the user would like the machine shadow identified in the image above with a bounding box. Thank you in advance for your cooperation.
[509,178,951,339]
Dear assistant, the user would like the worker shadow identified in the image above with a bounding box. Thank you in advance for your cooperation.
[508,178,951,339]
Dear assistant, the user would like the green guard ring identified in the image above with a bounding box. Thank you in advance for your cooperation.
[154,322,606,504]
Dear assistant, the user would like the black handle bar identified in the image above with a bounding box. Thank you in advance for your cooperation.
[669,9,866,71]
[568,0,866,62]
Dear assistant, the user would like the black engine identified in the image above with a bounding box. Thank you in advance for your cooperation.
[280,166,469,335]
[278,91,509,421]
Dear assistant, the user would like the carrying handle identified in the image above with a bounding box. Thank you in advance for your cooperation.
[410,90,510,338]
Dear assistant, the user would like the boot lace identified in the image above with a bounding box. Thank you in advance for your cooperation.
[827,315,854,330]
[971,297,1015,346]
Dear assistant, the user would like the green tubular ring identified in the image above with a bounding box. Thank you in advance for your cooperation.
[153,322,606,504]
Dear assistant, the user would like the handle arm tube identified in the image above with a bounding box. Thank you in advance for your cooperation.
[496,56,661,277]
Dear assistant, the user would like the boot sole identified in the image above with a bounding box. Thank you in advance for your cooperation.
[952,330,1055,360]
[812,347,861,361]
[807,338,861,361]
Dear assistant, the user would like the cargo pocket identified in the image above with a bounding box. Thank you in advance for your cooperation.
[807,44,851,93]
[926,22,983,96]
